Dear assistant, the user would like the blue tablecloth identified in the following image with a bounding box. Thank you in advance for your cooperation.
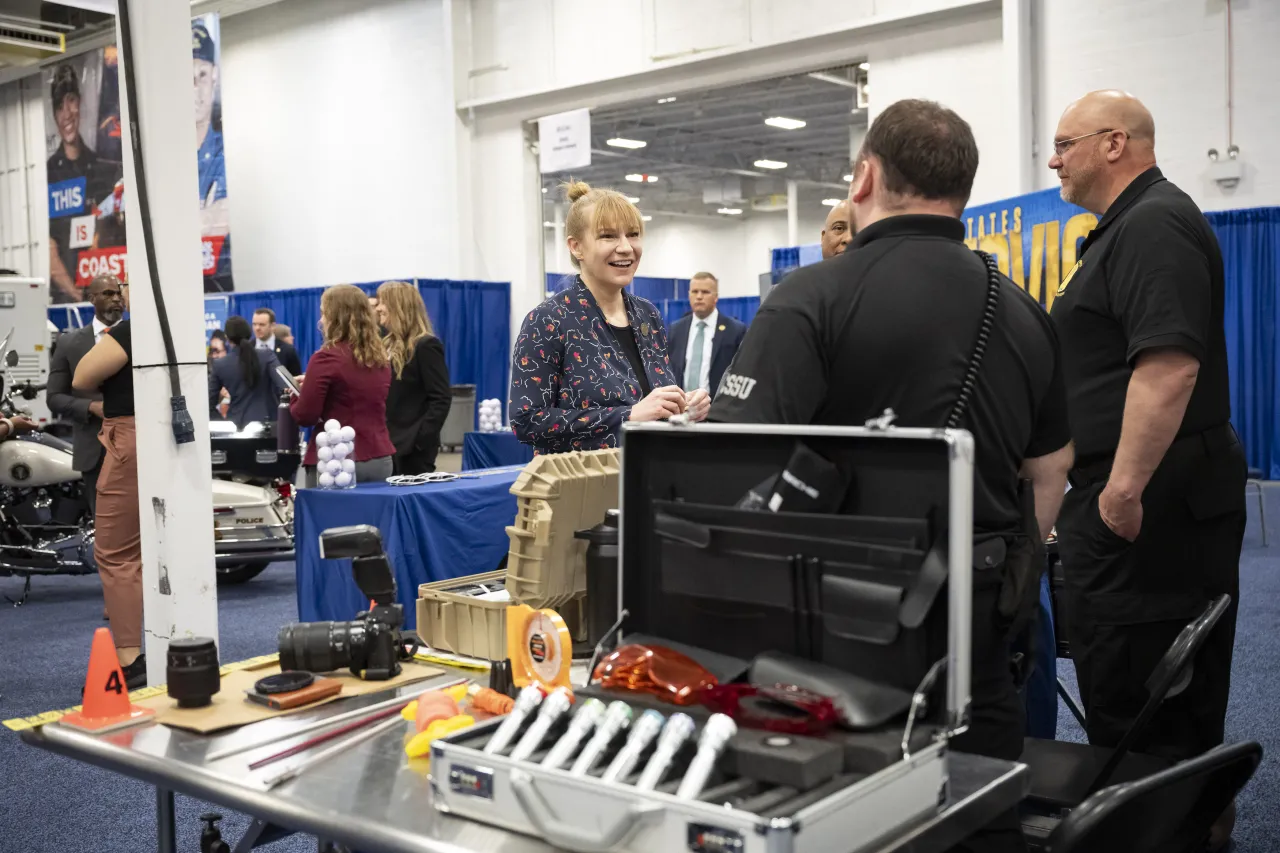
[462,430,534,471]
[294,466,523,628]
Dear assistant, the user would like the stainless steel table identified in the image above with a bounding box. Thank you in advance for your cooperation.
[21,670,1028,853]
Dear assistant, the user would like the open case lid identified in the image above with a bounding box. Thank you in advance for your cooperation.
[618,421,974,727]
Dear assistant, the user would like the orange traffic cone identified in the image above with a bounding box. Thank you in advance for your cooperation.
[60,627,155,733]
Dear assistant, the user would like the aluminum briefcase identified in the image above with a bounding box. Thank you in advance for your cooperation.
[432,422,976,853]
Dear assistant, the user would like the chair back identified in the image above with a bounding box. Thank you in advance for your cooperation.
[1048,740,1261,853]
[1089,593,1232,792]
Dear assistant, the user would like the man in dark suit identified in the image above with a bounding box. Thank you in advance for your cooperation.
[252,307,303,376]
[668,272,747,397]
[46,273,126,515]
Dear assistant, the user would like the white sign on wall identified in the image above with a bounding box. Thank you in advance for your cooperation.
[68,214,96,250]
[537,108,592,174]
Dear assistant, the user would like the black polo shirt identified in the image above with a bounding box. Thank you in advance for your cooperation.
[709,214,1071,537]
[1049,167,1229,466]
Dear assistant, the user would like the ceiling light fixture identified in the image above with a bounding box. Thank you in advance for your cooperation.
[821,198,844,207]
[607,137,647,149]
[543,221,555,227]
[642,215,652,221]
[717,207,743,215]
[541,187,548,193]
[764,116,806,130]
[657,96,677,104]
[843,174,853,182]
[859,62,870,71]
[753,159,788,170]
[625,196,640,203]
[625,174,658,183]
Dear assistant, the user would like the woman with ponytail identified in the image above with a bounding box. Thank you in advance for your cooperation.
[377,281,451,474]
[509,181,709,454]
[209,315,289,429]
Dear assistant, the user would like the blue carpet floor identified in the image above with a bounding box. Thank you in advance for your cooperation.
[1,486,1276,852]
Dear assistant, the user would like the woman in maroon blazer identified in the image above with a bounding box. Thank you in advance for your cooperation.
[290,284,397,486]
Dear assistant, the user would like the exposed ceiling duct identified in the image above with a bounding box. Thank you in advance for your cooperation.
[0,14,69,71]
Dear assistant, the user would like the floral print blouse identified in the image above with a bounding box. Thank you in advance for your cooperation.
[509,277,673,453]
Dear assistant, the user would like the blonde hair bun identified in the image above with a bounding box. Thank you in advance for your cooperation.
[565,180,592,202]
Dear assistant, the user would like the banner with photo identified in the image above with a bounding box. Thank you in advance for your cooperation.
[44,13,233,305]
[44,47,126,305]
[193,13,233,292]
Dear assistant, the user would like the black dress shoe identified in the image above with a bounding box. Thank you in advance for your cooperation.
[122,655,147,690]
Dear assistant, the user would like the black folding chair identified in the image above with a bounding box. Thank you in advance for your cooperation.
[1042,740,1262,853]
[1021,594,1233,827]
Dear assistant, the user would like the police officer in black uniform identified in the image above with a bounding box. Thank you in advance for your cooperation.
[1047,90,1244,847]
[711,99,1074,853]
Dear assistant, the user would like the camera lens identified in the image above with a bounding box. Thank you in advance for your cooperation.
[167,637,220,708]
[278,621,363,674]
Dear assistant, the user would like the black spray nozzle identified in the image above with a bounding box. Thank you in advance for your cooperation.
[171,395,195,444]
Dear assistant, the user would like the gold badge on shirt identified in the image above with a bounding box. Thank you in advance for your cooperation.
[718,324,725,331]
[640,322,649,336]
[1057,260,1083,296]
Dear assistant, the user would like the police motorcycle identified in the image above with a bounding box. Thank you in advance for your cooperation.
[0,333,296,604]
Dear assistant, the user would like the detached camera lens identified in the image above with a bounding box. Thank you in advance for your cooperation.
[166,637,220,708]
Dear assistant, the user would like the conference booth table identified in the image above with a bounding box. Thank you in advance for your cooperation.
[461,430,534,471]
[293,465,525,628]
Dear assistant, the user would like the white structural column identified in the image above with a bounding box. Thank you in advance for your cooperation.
[114,0,219,684]
[1002,0,1035,194]
[786,180,798,248]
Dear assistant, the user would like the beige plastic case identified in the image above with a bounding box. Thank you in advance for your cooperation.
[416,449,620,658]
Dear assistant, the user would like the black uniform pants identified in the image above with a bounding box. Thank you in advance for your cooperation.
[1057,425,1245,759]
[946,580,1027,853]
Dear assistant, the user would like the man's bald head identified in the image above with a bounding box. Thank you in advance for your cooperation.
[821,201,852,259]
[87,273,125,324]
[1049,90,1158,215]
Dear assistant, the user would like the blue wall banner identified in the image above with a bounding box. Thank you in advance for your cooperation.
[204,295,229,344]
[961,187,1094,311]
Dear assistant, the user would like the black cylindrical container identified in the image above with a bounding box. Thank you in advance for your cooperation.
[166,637,221,708]
[576,509,620,648]
[277,391,298,455]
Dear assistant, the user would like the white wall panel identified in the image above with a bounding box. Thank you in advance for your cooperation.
[0,77,46,279]
[219,0,459,290]
[1037,0,1280,211]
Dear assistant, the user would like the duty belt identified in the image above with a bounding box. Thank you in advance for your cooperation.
[1068,422,1238,489]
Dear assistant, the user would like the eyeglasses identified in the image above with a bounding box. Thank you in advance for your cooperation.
[1052,128,1126,156]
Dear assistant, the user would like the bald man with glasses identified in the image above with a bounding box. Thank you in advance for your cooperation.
[1047,90,1243,850]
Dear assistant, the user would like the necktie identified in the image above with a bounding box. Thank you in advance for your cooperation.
[688,321,706,391]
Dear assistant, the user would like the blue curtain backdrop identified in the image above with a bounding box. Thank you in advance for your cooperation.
[1211,208,1280,478]
[657,296,760,332]
[226,278,510,418]
[547,272,689,304]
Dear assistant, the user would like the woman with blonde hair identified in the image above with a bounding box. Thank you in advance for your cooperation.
[510,181,709,453]
[290,284,397,485]
[376,281,451,474]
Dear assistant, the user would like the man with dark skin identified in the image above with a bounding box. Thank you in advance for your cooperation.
[1048,90,1243,850]
[47,273,127,514]
[820,200,852,259]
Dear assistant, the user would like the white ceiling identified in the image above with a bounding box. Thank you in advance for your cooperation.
[541,64,869,220]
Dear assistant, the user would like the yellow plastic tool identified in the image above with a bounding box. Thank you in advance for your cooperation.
[506,603,572,691]
[405,714,475,758]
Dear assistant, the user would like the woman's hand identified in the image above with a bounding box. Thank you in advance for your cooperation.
[630,385,685,422]
[684,388,711,422]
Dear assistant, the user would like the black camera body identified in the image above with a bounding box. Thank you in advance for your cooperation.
[277,525,416,680]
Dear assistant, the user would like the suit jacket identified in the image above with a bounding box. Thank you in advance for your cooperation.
[509,276,675,453]
[46,325,104,472]
[209,346,289,429]
[668,311,748,397]
[386,336,451,459]
[273,340,303,377]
